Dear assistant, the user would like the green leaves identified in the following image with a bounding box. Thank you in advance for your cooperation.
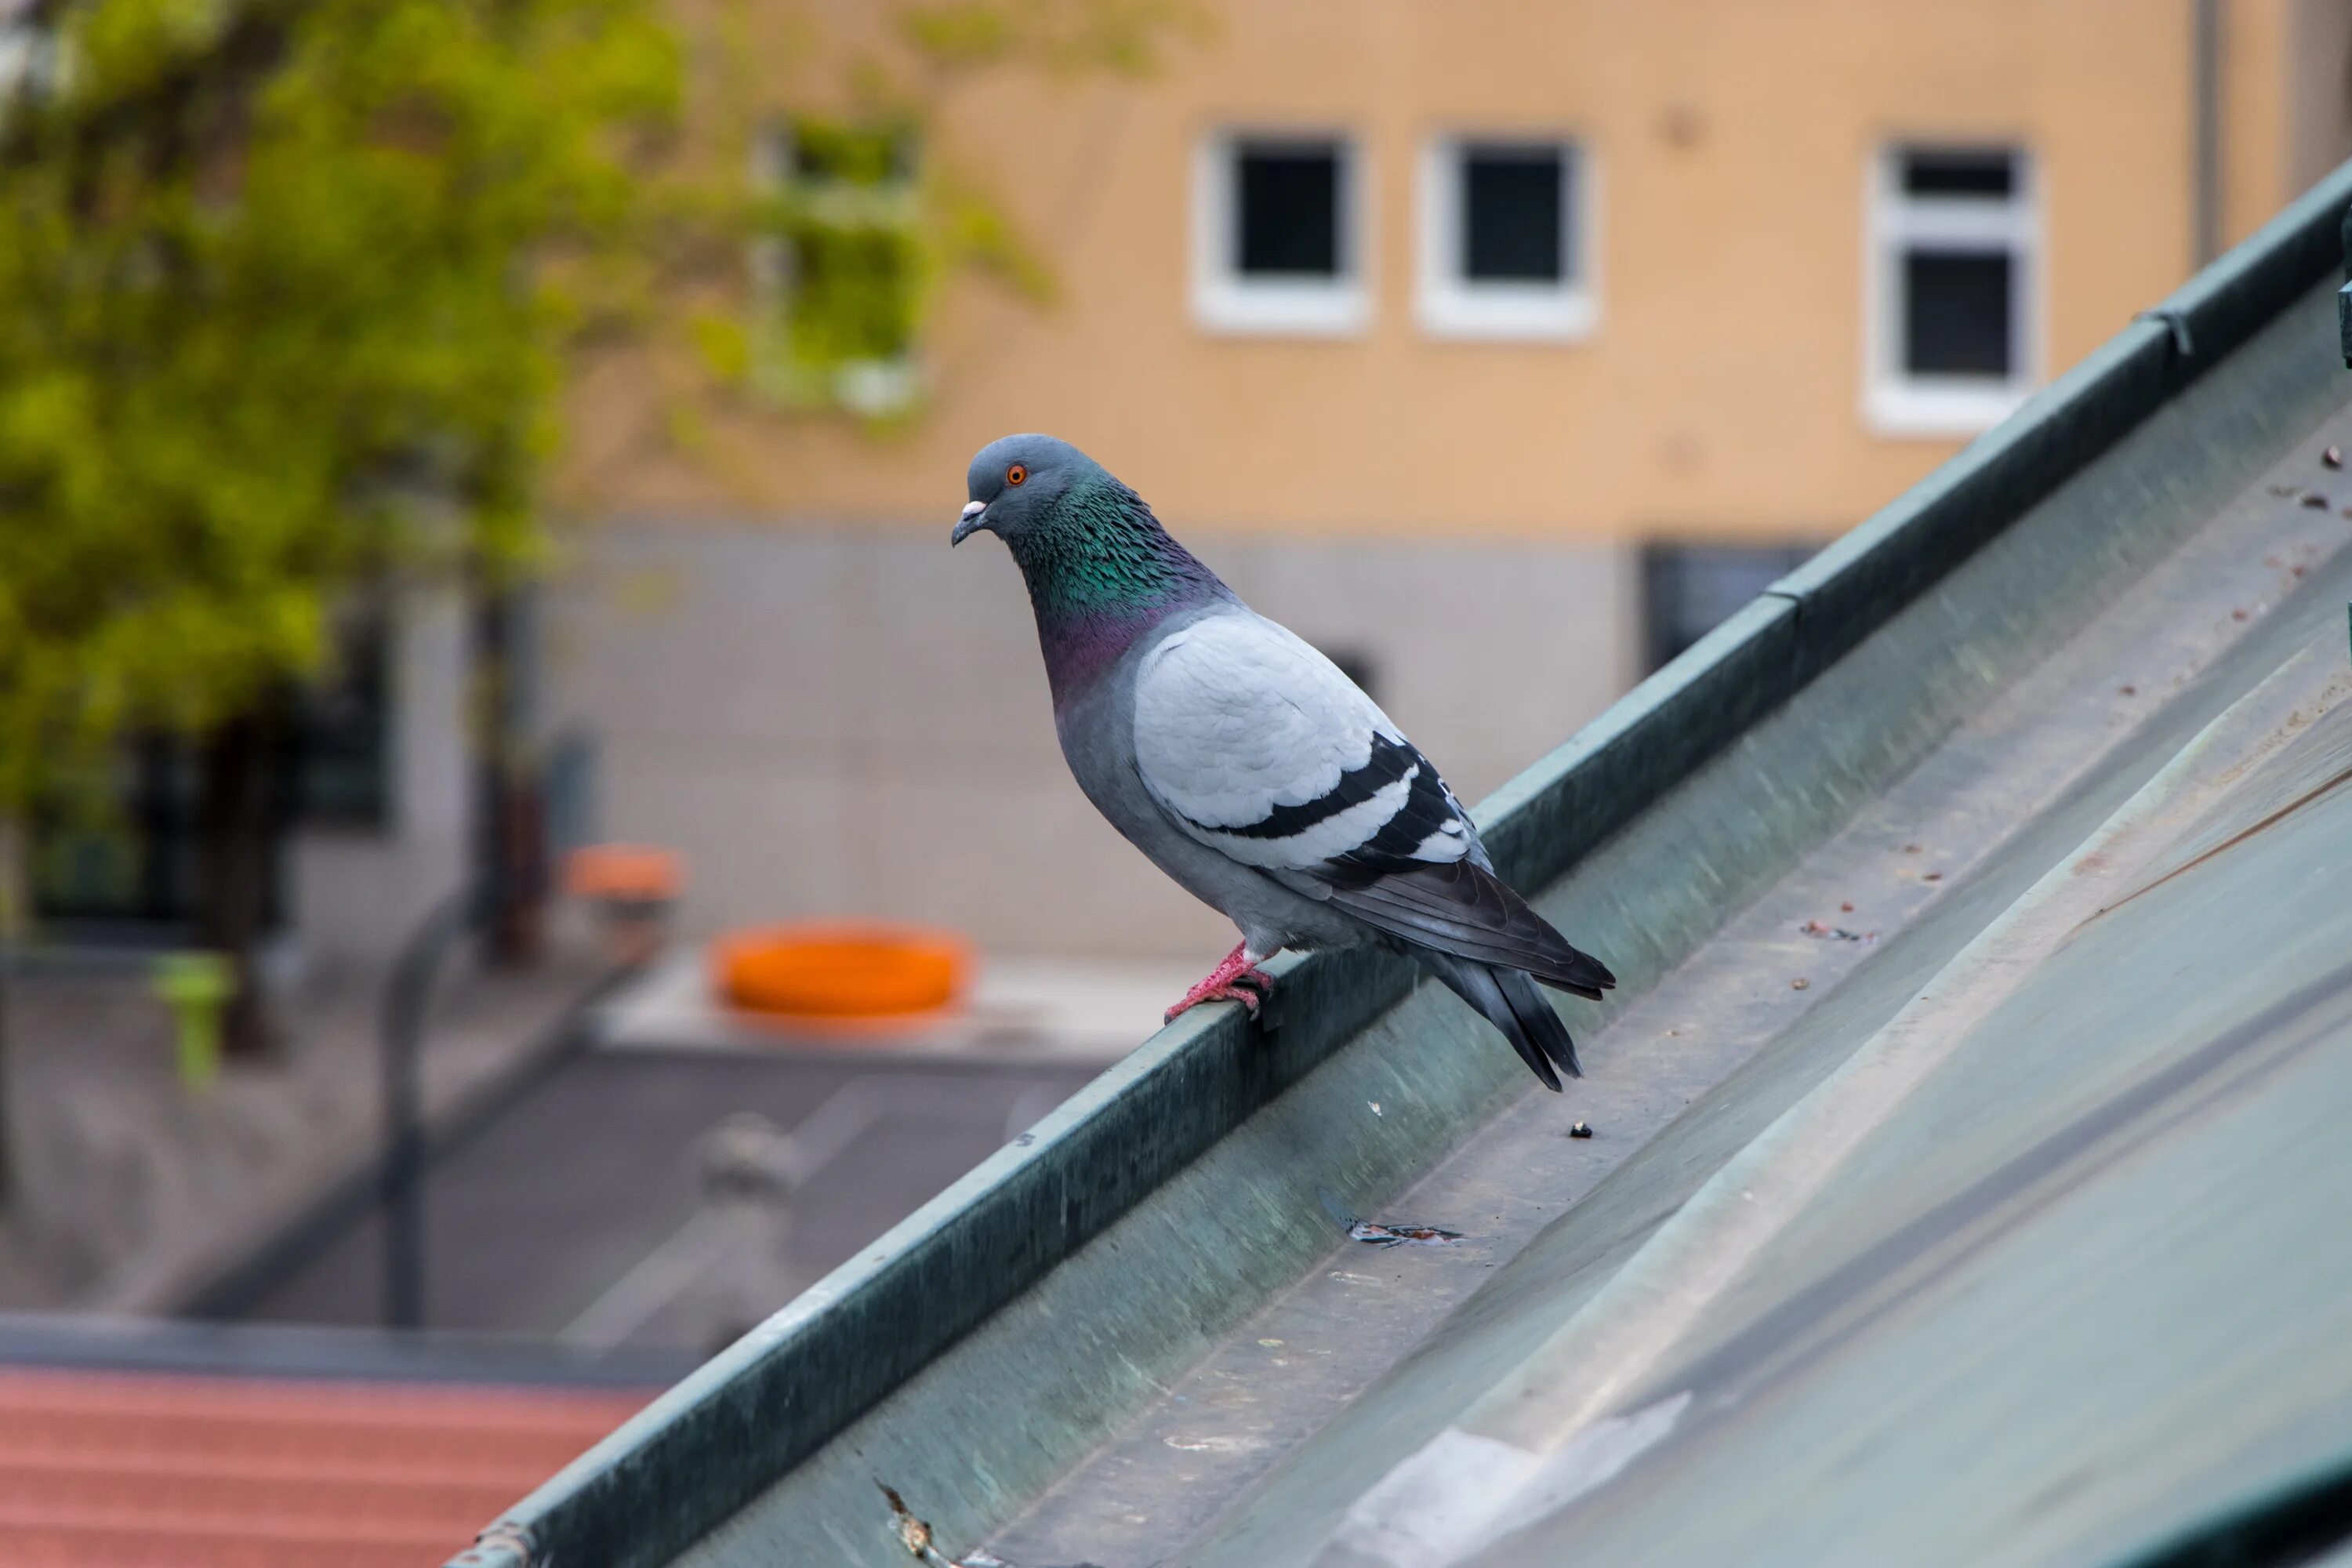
[902,0,1210,78]
[0,0,1200,815]
[0,0,676,804]
[760,119,927,408]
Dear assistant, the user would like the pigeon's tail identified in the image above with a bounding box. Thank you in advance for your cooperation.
[1420,952,1581,1092]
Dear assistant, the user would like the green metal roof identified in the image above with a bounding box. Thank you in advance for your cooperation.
[1445,622,2352,1568]
[448,159,2352,1568]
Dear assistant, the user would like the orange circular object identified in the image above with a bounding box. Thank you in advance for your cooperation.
[713,924,970,1020]
[566,844,685,902]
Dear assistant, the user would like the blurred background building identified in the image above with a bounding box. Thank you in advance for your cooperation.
[534,0,2352,959]
[49,0,2352,966]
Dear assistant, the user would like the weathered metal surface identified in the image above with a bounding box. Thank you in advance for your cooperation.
[448,162,2352,1568]
[1009,401,2352,1567]
[1422,636,2352,1568]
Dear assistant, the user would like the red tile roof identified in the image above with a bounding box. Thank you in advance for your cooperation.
[0,1367,648,1567]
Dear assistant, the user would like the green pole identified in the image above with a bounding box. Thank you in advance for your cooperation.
[154,953,234,1091]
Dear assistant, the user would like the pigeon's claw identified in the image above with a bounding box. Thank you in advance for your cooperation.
[1165,979,1267,1024]
[1163,943,1276,1024]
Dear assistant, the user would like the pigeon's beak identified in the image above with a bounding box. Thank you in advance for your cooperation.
[950,499,989,546]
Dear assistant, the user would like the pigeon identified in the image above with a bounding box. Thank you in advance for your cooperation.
[951,434,1615,1091]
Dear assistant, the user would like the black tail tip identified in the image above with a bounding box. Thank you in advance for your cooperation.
[1540,1029,1583,1081]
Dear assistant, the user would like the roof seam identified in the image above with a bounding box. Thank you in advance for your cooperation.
[2134,307,2198,359]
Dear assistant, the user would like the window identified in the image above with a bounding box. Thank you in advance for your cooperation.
[1866,146,2038,436]
[1192,133,1367,336]
[285,608,391,828]
[1418,137,1594,340]
[757,122,921,415]
[31,612,394,929]
[1642,543,1817,672]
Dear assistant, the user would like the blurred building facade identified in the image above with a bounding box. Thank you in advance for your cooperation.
[516,0,2352,963]
[529,0,2352,960]
[46,1,2345,966]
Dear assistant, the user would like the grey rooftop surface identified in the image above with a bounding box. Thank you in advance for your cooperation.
[450,160,2352,1568]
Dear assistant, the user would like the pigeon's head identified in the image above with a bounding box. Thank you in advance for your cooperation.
[952,433,1101,548]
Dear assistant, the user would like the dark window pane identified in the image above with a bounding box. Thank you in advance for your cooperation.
[34,725,284,931]
[1904,250,2013,377]
[1900,149,2016,197]
[1461,146,1565,282]
[1641,543,1817,671]
[790,122,914,185]
[1236,143,1341,277]
[287,614,390,826]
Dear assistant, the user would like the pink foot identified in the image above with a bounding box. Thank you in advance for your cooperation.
[1165,942,1276,1023]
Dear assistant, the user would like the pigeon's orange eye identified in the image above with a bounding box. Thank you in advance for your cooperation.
[1006,463,1027,487]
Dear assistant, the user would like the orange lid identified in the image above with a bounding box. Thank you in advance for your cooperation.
[712,924,971,1021]
[564,844,685,902]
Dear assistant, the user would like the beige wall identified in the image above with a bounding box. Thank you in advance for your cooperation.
[559,0,2348,548]
[2285,0,2352,201]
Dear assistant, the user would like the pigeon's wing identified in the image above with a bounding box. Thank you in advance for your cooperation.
[1131,612,1613,998]
[1131,612,1469,875]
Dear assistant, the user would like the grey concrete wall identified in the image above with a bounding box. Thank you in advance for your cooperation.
[285,588,475,975]
[536,524,1639,958]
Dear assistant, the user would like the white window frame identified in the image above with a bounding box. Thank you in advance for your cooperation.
[1416,135,1597,343]
[1191,130,1369,338]
[753,125,923,416]
[1863,145,2042,438]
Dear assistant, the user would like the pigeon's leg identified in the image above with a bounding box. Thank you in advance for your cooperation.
[1165,943,1277,1023]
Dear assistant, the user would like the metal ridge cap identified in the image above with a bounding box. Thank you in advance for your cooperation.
[446,157,2352,1568]
[2153,151,2352,347]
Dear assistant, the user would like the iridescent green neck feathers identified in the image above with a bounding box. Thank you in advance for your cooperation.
[1007,477,1229,703]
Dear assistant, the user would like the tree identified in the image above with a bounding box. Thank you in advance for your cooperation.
[0,0,679,1051]
[0,0,1196,1058]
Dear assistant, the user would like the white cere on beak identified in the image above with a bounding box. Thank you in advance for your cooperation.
[951,497,992,546]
